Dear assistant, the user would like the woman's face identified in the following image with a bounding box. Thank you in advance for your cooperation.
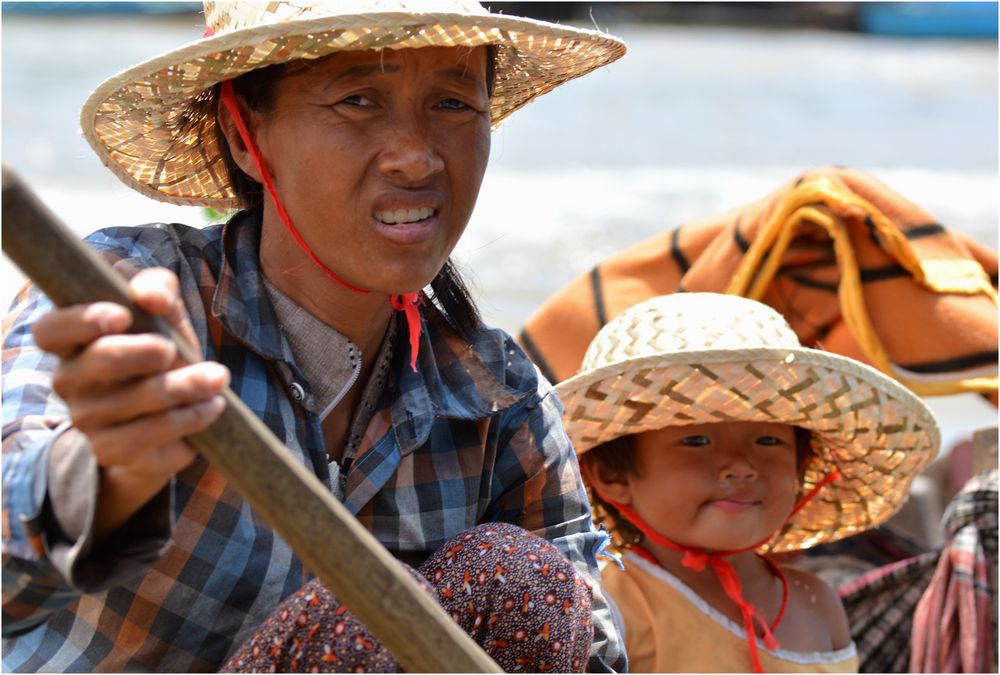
[248,46,491,295]
[624,421,800,553]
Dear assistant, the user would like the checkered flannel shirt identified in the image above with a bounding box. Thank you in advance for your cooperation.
[2,211,626,672]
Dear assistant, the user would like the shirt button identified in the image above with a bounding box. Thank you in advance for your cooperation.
[289,382,305,401]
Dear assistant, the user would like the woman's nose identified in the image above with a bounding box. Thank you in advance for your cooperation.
[377,124,444,185]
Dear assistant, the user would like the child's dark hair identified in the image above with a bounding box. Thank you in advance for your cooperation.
[580,435,644,548]
[581,426,814,549]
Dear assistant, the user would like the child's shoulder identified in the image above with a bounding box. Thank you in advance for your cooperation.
[782,565,852,651]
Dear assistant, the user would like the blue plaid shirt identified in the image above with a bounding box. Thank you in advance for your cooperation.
[2,211,625,672]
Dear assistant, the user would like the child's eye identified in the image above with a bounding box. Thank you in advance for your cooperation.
[680,435,711,446]
[756,436,783,446]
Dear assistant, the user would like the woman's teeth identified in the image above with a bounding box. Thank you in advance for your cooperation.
[376,207,434,224]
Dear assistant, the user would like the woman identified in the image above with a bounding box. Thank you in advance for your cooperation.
[1,2,626,672]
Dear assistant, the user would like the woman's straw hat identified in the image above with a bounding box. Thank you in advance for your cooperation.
[556,293,940,553]
[80,1,626,208]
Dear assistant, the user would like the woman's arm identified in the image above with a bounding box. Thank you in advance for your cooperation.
[2,267,227,636]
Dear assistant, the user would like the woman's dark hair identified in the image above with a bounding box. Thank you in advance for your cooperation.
[581,426,815,549]
[214,62,284,210]
[210,46,498,342]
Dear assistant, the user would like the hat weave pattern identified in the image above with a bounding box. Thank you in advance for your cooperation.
[81,1,626,207]
[557,294,939,553]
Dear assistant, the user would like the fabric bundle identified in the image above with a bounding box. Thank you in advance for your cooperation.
[520,166,998,401]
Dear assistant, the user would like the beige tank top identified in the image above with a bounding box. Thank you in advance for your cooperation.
[602,553,859,673]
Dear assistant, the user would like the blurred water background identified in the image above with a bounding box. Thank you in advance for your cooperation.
[2,2,997,457]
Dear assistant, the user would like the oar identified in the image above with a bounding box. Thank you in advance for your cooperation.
[1,166,501,673]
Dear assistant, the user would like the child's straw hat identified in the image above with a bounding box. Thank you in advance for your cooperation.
[556,293,940,552]
[80,0,626,208]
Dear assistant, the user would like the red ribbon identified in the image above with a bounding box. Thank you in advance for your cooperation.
[218,80,423,371]
[390,293,423,372]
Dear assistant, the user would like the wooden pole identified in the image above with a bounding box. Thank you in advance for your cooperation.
[1,166,501,673]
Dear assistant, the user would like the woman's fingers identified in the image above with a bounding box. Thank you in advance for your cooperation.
[88,396,226,472]
[32,302,133,358]
[65,361,230,431]
[29,267,228,536]
[128,267,180,317]
[32,266,229,474]
[130,268,203,360]
[51,333,178,398]
[33,267,202,365]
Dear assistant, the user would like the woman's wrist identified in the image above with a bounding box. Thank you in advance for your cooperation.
[94,463,175,542]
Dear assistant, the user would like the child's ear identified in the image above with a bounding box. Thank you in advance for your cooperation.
[581,453,634,506]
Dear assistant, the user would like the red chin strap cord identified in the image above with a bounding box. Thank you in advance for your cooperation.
[219,80,423,371]
[599,469,840,673]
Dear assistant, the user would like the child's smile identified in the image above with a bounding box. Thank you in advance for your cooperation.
[706,494,763,514]
[625,421,800,554]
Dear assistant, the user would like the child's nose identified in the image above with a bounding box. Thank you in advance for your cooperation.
[720,456,758,481]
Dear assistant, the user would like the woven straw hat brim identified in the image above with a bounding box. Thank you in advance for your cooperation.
[80,10,626,207]
[556,346,940,553]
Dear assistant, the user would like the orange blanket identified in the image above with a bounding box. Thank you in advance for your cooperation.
[519,167,998,399]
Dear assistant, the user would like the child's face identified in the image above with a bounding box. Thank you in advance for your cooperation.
[625,421,800,552]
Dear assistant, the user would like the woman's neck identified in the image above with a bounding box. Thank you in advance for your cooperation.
[260,225,392,358]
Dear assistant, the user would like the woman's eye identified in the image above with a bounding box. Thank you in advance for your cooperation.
[680,435,711,447]
[437,98,471,111]
[339,94,376,108]
[756,436,783,446]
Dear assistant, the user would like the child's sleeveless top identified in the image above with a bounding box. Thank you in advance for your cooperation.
[603,552,859,673]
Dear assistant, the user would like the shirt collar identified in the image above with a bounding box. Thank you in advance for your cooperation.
[210,209,286,362]
[388,306,534,456]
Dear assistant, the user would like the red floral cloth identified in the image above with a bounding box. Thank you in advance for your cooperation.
[222,523,595,672]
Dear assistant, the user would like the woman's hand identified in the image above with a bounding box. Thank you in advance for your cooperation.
[32,268,229,540]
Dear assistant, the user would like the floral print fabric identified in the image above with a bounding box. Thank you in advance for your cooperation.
[223,523,594,673]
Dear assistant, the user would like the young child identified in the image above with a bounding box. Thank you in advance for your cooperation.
[555,292,940,673]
